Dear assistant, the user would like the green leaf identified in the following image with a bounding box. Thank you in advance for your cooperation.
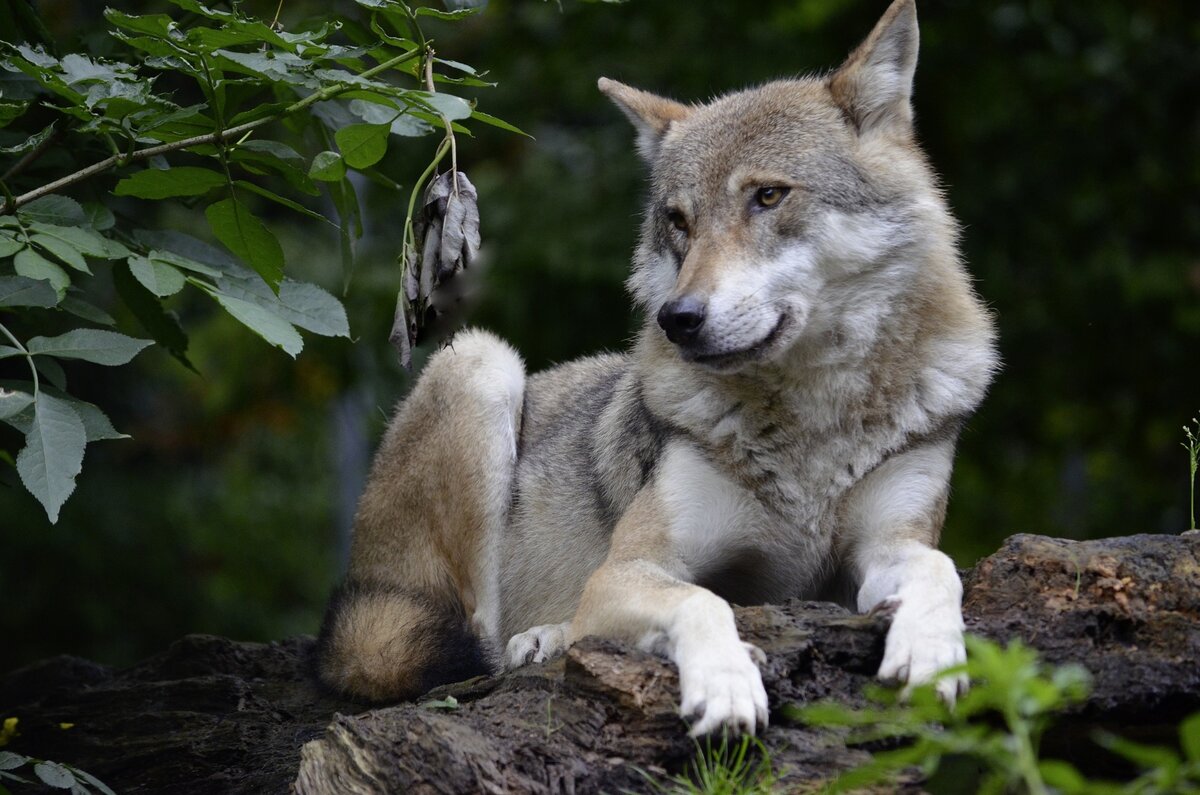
[335,123,389,169]
[103,8,176,38]
[0,234,24,258]
[409,91,472,121]
[413,5,482,20]
[217,276,349,338]
[308,150,346,182]
[205,197,284,288]
[69,766,118,795]
[18,195,86,227]
[112,263,194,372]
[0,122,55,155]
[30,222,111,257]
[134,229,240,275]
[237,139,302,161]
[233,181,333,226]
[1038,760,1086,793]
[328,175,361,280]
[60,295,116,326]
[31,233,89,272]
[27,329,153,366]
[470,109,529,137]
[0,388,33,420]
[35,357,67,390]
[231,140,318,195]
[13,248,69,299]
[210,290,303,357]
[16,392,87,524]
[0,275,58,308]
[1182,712,1200,761]
[114,167,227,199]
[1,384,127,442]
[128,255,186,297]
[0,99,30,129]
[83,202,116,231]
[0,753,27,772]
[33,761,74,789]
[1095,732,1178,773]
[278,281,350,337]
[70,398,128,442]
[214,49,315,87]
[348,97,432,137]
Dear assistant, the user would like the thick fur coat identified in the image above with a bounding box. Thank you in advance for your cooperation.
[318,0,997,737]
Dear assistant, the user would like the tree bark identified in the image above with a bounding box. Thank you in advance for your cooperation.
[2,533,1197,794]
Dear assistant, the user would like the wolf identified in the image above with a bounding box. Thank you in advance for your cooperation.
[316,0,997,737]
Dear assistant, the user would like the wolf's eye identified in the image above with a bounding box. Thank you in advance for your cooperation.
[754,186,790,209]
[666,209,689,234]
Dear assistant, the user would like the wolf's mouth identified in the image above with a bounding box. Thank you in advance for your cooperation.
[684,314,790,370]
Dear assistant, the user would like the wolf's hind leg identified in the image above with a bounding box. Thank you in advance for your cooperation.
[317,330,525,701]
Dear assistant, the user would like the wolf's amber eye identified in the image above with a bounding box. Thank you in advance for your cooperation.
[666,209,689,234]
[754,186,790,208]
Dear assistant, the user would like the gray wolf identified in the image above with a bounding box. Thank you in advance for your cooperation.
[316,0,997,737]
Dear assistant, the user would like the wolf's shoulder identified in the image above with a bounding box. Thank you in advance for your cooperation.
[519,351,634,448]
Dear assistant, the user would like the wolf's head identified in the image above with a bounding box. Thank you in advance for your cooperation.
[602,0,956,373]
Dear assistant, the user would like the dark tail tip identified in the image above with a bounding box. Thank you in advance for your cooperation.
[315,580,492,703]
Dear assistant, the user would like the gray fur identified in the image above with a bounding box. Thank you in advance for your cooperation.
[320,0,996,731]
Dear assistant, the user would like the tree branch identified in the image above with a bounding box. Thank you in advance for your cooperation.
[0,49,422,216]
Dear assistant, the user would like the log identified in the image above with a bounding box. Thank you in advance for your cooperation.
[2,533,1197,793]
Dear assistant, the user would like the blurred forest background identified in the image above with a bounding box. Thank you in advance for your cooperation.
[1,0,1198,673]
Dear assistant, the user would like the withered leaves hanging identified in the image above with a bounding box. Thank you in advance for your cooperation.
[390,170,481,369]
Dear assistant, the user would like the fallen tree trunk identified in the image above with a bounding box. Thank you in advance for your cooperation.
[3,533,1198,793]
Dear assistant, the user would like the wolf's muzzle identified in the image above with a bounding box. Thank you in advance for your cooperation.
[658,296,706,345]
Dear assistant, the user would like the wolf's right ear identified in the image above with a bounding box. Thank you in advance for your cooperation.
[829,0,919,136]
[598,77,692,160]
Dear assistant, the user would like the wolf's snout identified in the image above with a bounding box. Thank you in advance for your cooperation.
[658,296,707,345]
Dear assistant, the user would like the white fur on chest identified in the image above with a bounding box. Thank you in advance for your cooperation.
[656,442,764,578]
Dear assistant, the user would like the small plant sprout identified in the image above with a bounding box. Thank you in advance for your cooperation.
[1184,415,1199,531]
[635,735,778,795]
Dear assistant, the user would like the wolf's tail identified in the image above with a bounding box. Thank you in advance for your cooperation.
[315,579,490,702]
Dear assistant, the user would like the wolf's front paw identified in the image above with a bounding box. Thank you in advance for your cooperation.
[505,622,571,670]
[678,643,769,737]
[877,594,967,705]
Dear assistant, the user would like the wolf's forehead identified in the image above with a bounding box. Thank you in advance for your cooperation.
[657,81,850,189]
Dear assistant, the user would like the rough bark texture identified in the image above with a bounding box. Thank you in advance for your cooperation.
[2,533,1198,794]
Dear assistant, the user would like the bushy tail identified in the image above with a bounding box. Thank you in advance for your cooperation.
[315,580,491,703]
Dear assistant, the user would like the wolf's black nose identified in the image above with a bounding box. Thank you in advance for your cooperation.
[658,296,706,344]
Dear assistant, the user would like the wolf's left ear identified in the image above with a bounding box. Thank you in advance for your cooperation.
[829,0,919,135]
[598,77,692,160]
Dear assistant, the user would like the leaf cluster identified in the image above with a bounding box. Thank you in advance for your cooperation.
[0,749,115,795]
[789,635,1200,794]
[0,0,516,522]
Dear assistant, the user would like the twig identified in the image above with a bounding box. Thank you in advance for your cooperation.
[0,48,422,216]
[0,320,40,397]
[422,48,457,196]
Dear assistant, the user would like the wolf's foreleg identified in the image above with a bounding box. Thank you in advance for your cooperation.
[568,486,768,736]
[842,439,968,703]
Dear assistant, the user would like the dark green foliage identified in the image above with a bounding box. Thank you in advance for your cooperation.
[791,636,1200,794]
[0,0,503,521]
